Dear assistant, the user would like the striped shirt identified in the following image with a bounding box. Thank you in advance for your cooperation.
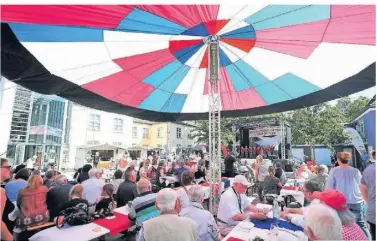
[128,191,160,225]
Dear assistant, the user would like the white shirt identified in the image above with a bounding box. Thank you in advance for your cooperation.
[217,188,249,225]
[177,185,191,209]
[289,199,320,228]
[82,177,104,204]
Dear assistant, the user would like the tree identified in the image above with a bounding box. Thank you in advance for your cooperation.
[336,96,369,123]
[190,118,234,145]
[285,96,371,154]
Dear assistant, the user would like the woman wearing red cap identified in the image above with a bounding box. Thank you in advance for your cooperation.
[313,189,368,241]
[327,152,371,239]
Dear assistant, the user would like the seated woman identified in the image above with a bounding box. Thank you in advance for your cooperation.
[95,184,115,211]
[16,175,49,240]
[167,162,177,175]
[194,159,207,183]
[310,165,328,191]
[111,170,123,195]
[55,184,89,225]
[263,166,282,204]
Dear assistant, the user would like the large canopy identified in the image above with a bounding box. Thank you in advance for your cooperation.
[1,5,376,121]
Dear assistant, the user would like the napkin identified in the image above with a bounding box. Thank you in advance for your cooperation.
[282,186,295,190]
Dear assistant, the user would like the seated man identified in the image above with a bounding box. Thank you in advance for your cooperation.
[217,175,267,236]
[137,188,198,241]
[305,203,343,240]
[180,185,221,241]
[280,181,321,227]
[46,175,73,220]
[128,179,160,226]
[117,168,138,207]
[82,168,104,205]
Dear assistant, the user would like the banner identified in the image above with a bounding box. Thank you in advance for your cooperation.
[344,127,367,157]
[209,43,218,81]
[249,128,281,137]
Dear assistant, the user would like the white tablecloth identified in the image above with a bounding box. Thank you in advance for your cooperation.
[278,179,306,205]
[113,205,130,216]
[286,179,306,186]
[29,223,110,241]
[160,175,179,185]
[223,220,307,241]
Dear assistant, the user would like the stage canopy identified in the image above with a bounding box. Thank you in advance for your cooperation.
[1,5,376,121]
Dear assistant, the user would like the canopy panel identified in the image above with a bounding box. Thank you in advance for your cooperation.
[1,5,376,121]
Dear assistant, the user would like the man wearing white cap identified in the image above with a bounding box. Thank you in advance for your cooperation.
[217,175,267,236]
[137,188,198,241]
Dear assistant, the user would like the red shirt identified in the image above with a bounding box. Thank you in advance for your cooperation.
[248,147,252,153]
[342,223,368,240]
[241,147,245,153]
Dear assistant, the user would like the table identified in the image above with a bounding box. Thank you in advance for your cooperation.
[29,223,110,241]
[223,220,307,241]
[160,175,179,186]
[278,179,306,206]
[93,211,131,236]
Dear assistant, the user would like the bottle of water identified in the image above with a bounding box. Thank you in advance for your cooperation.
[273,199,280,219]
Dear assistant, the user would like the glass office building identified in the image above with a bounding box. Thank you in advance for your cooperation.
[6,87,71,169]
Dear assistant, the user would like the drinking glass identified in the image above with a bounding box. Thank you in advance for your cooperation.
[269,223,279,241]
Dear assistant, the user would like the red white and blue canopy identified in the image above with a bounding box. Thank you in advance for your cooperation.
[1,5,376,121]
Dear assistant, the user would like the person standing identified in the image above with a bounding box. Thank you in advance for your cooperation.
[224,153,236,178]
[255,155,267,202]
[327,152,371,239]
[360,150,376,240]
[1,158,14,241]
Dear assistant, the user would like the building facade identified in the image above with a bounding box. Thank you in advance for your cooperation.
[0,79,71,170]
[131,119,198,156]
[68,104,133,169]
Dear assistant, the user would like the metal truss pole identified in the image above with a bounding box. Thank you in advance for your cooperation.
[206,36,222,215]
[281,120,286,159]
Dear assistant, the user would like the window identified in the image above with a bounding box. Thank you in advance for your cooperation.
[113,118,123,133]
[143,128,149,138]
[176,127,182,138]
[87,140,100,145]
[88,114,101,131]
[157,127,162,138]
[113,141,122,146]
[132,127,137,138]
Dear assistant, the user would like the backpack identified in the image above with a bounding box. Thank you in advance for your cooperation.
[56,203,92,228]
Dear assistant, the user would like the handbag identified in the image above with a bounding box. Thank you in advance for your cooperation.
[56,203,92,228]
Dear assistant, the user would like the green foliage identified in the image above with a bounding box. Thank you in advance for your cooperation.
[285,96,370,150]
[190,96,370,150]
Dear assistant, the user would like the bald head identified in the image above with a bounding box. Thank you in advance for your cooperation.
[137,179,152,194]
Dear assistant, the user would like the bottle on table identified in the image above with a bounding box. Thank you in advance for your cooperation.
[273,198,280,219]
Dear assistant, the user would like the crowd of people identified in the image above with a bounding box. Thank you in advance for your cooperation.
[1,148,376,241]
